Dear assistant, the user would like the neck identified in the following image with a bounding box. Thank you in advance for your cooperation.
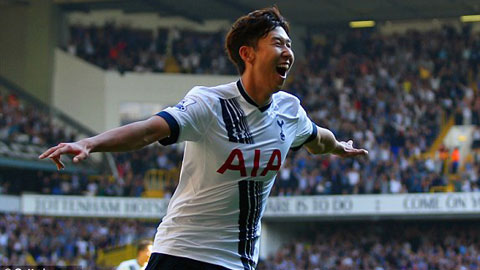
[137,257,146,266]
[240,72,273,107]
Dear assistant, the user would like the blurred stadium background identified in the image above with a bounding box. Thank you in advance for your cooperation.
[1,0,480,269]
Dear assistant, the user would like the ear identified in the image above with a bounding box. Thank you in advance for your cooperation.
[239,45,255,65]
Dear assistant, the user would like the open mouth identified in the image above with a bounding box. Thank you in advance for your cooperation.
[276,65,289,77]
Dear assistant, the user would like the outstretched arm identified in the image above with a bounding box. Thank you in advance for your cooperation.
[39,116,170,169]
[304,126,368,157]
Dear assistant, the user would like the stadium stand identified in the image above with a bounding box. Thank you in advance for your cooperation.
[67,24,236,74]
[51,24,480,197]
[2,5,480,270]
[3,212,480,270]
[257,220,480,270]
[0,88,77,147]
[1,25,480,197]
[3,1,480,270]
[0,213,156,268]
[271,25,480,195]
[0,76,111,194]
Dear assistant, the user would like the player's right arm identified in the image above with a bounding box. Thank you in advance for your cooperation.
[38,116,170,170]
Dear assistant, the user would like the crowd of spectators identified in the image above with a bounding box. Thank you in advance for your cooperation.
[258,220,480,270]
[0,90,77,146]
[111,144,182,198]
[170,29,235,74]
[0,213,156,269]
[63,23,480,196]
[0,144,182,197]
[270,25,480,196]
[4,17,480,270]
[2,212,480,270]
[0,84,183,197]
[2,24,480,197]
[67,24,236,74]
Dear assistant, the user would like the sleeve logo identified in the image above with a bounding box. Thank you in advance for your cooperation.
[174,98,197,112]
[277,119,285,141]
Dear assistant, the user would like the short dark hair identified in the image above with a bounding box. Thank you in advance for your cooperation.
[137,239,152,253]
[225,6,290,74]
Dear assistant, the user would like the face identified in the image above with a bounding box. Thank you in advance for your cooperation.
[251,26,294,91]
[139,244,153,265]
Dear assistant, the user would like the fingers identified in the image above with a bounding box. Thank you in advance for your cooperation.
[341,140,368,156]
[38,143,65,159]
[353,149,368,156]
[40,143,67,170]
[73,152,88,163]
[39,142,87,170]
[47,145,73,159]
[345,148,369,157]
[50,156,65,170]
[337,140,368,158]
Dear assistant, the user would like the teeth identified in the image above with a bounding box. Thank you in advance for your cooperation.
[277,64,289,69]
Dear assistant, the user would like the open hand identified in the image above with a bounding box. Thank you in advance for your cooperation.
[38,141,90,170]
[332,140,368,158]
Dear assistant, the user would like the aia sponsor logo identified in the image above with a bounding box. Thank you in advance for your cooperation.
[217,149,282,177]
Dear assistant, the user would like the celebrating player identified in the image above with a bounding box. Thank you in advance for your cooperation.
[39,6,367,270]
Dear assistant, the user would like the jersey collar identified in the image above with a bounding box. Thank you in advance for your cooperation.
[236,80,271,113]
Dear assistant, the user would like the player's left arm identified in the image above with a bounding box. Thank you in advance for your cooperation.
[304,125,368,157]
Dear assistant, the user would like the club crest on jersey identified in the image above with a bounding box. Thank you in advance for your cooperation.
[277,119,285,141]
[174,98,196,112]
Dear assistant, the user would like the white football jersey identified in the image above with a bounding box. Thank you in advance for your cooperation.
[153,80,316,270]
[117,259,142,270]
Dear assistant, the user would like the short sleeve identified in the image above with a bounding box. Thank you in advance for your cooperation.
[156,88,212,145]
[290,105,317,151]
[116,261,131,270]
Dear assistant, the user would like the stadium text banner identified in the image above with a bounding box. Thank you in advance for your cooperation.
[21,195,169,218]
[0,195,20,213]
[264,192,480,218]
[17,193,480,218]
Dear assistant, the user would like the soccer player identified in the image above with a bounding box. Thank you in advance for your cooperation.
[117,240,153,270]
[39,6,367,270]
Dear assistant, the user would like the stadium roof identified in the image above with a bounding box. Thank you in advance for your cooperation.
[53,0,480,26]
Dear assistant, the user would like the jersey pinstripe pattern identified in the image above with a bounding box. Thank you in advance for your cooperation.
[220,98,254,144]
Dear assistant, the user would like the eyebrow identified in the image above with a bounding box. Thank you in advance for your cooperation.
[272,36,291,44]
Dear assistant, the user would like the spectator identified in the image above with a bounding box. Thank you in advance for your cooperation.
[451,147,460,174]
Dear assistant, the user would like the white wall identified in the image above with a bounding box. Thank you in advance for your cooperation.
[67,10,231,32]
[53,49,106,132]
[380,18,456,34]
[443,125,475,165]
[0,0,56,103]
[68,9,480,35]
[379,19,480,35]
[104,72,237,130]
[53,49,237,132]
[260,221,299,259]
[0,195,20,213]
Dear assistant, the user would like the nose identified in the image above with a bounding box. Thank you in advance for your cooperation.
[282,47,294,63]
